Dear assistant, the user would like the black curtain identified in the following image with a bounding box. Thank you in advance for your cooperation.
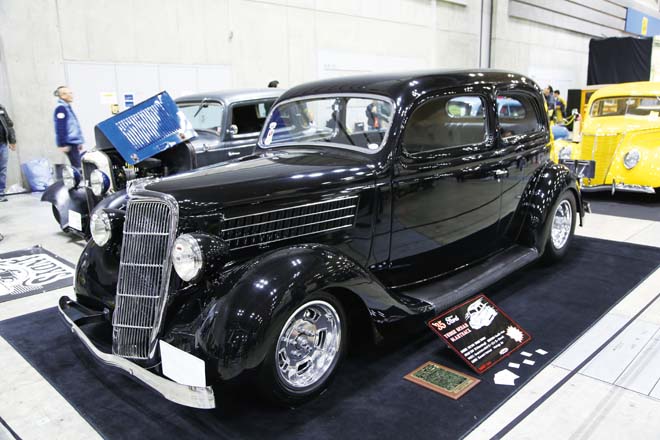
[587,37,652,85]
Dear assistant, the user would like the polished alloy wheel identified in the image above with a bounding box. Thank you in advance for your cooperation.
[275,300,341,390]
[551,199,572,249]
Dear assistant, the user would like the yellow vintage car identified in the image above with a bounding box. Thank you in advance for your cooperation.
[553,81,660,194]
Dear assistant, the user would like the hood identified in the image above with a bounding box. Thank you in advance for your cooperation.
[583,115,660,136]
[144,148,378,214]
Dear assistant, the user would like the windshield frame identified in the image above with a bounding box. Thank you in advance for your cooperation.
[257,93,397,155]
[177,99,226,132]
[589,95,660,118]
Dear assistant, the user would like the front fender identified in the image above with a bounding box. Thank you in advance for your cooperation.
[516,161,581,252]
[606,130,660,188]
[41,181,88,231]
[163,244,422,382]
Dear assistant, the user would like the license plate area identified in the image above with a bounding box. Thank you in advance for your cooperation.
[559,159,596,179]
[68,210,83,231]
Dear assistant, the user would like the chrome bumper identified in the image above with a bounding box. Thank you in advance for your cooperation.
[58,296,216,409]
[581,183,656,194]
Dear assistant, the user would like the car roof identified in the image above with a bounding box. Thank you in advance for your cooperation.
[589,82,660,102]
[277,69,541,105]
[175,88,284,104]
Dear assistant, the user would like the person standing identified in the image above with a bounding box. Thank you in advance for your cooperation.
[0,102,17,202]
[53,86,84,169]
[553,90,567,123]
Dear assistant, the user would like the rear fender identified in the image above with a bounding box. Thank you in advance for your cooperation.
[515,161,582,253]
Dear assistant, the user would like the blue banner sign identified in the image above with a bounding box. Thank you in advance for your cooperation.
[626,8,660,36]
[97,91,196,165]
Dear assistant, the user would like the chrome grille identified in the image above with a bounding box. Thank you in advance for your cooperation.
[580,134,622,185]
[221,196,359,250]
[113,195,178,360]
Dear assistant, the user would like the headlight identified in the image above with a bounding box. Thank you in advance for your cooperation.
[91,211,112,246]
[62,166,81,189]
[172,234,204,282]
[90,169,110,196]
[623,149,640,169]
[558,146,572,160]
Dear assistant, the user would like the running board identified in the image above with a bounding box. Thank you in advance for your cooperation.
[401,246,539,314]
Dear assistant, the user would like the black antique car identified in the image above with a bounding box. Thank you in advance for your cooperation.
[59,70,584,409]
[41,88,282,238]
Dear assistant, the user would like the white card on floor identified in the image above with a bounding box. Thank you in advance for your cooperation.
[520,351,533,357]
[523,359,535,366]
[535,349,548,355]
[508,362,520,369]
[494,369,519,386]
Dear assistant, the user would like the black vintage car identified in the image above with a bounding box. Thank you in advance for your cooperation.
[41,88,282,238]
[59,70,584,409]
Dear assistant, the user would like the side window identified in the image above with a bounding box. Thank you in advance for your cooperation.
[497,95,542,138]
[231,99,275,135]
[402,95,487,155]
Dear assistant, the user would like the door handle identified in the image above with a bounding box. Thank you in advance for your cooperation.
[228,151,241,156]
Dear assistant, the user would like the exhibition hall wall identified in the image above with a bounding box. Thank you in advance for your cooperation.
[0,0,652,188]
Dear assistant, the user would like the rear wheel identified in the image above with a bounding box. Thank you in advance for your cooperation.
[258,293,347,406]
[542,190,576,262]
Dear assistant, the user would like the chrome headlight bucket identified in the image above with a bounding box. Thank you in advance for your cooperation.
[90,209,124,247]
[91,211,112,246]
[172,233,228,282]
[623,149,640,169]
[62,166,81,189]
[90,169,110,196]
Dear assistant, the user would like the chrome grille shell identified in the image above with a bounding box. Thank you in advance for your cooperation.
[221,196,359,250]
[112,191,179,360]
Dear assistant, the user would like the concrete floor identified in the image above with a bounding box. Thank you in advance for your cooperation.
[1,193,659,440]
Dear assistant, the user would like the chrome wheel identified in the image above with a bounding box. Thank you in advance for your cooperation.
[551,199,572,250]
[275,300,341,390]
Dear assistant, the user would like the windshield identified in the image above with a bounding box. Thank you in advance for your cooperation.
[590,96,660,118]
[260,96,394,151]
[178,101,225,131]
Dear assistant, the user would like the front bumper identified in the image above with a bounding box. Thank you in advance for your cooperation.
[58,296,216,409]
[581,182,656,194]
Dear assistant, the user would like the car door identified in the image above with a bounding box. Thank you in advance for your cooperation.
[385,90,504,287]
[494,91,550,245]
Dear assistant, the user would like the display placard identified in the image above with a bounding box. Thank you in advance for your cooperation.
[428,294,531,374]
[404,361,480,400]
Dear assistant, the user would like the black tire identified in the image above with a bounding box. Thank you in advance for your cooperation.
[257,292,348,406]
[52,205,61,224]
[541,190,577,263]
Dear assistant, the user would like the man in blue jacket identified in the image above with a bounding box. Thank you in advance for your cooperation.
[53,86,84,169]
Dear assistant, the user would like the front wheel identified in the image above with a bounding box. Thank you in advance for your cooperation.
[542,190,577,262]
[258,293,347,406]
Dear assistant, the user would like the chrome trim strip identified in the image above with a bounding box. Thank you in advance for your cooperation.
[58,297,215,409]
[581,184,655,194]
[224,196,358,221]
[230,224,355,250]
[222,204,358,231]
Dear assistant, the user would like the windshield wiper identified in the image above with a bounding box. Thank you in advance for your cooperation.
[193,98,209,118]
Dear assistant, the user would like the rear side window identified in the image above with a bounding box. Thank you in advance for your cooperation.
[497,95,542,138]
[231,99,275,135]
[402,95,487,155]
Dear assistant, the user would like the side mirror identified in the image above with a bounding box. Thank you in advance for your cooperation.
[228,124,239,136]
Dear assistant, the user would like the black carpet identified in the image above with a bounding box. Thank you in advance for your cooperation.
[1,237,659,440]
[584,192,660,221]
